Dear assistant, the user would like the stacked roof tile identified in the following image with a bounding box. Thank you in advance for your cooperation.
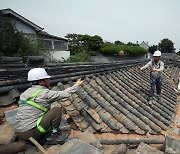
[164,65,180,85]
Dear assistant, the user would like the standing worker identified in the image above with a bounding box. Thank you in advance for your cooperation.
[15,68,84,143]
[138,50,164,103]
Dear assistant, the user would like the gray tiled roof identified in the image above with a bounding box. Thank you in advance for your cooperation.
[57,65,178,135]
[0,58,179,135]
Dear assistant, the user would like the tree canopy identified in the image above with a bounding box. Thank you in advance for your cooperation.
[158,38,175,53]
[65,33,103,55]
[148,45,158,54]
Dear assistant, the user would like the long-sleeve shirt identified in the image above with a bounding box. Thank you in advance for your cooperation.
[15,83,79,133]
[140,60,164,79]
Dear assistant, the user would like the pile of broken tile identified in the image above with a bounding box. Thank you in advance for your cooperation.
[0,124,180,154]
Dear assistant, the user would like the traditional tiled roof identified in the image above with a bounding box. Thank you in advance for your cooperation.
[164,65,180,85]
[56,64,179,135]
[0,58,179,135]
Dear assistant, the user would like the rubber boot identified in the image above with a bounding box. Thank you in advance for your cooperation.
[46,129,68,144]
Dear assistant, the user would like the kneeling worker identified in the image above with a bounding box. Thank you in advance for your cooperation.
[15,68,84,142]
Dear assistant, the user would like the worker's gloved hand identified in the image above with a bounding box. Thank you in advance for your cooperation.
[137,66,141,72]
[150,66,155,71]
[76,78,85,86]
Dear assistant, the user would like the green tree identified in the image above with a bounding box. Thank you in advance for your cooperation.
[65,33,83,46]
[88,35,103,51]
[127,42,139,46]
[0,13,17,56]
[149,45,158,54]
[65,33,103,54]
[158,38,175,53]
[114,40,124,46]
[0,13,48,60]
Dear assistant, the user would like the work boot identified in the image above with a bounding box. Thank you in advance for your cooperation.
[147,96,153,106]
[46,129,68,143]
[156,95,162,102]
[147,96,153,102]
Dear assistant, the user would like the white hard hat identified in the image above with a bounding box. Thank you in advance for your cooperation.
[153,50,161,57]
[28,68,51,81]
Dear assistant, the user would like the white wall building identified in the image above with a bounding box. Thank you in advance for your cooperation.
[1,8,70,61]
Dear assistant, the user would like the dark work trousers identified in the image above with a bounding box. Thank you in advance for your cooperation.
[16,107,62,141]
[149,74,162,97]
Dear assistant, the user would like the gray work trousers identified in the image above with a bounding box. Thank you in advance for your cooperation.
[150,75,162,97]
[16,107,62,141]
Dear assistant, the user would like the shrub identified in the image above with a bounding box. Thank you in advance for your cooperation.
[88,51,100,56]
[101,44,147,56]
[64,52,92,62]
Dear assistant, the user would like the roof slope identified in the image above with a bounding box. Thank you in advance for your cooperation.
[0,59,179,135]
[54,64,179,135]
[1,8,43,31]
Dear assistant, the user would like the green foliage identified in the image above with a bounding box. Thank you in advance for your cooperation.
[126,42,139,46]
[64,52,92,62]
[149,45,158,54]
[88,35,103,51]
[100,45,118,55]
[158,38,175,53]
[88,51,100,56]
[0,13,49,61]
[65,33,103,54]
[114,40,124,46]
[101,44,147,56]
[68,45,86,55]
[102,42,114,48]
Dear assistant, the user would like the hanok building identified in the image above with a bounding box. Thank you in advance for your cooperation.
[0,8,70,61]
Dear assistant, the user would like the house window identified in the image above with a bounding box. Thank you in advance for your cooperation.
[38,39,53,49]
[53,40,68,50]
[37,38,68,50]
[43,40,53,49]
[60,40,68,50]
[54,41,61,50]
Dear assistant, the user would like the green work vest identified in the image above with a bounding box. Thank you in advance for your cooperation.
[18,89,50,133]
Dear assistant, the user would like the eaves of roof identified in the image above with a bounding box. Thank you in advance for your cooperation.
[37,31,68,41]
[1,8,44,32]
